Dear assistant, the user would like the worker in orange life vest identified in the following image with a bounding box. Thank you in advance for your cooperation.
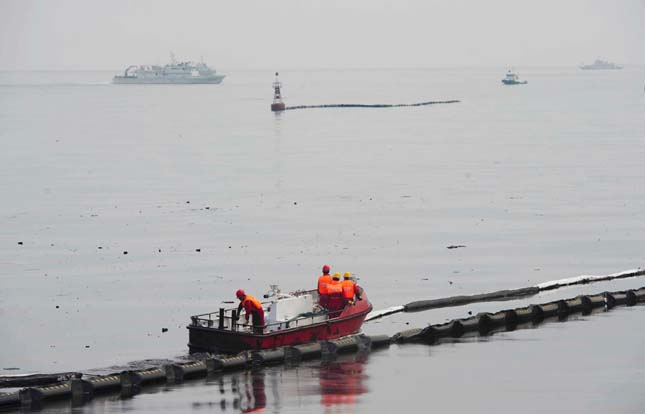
[236,289,265,334]
[317,264,333,308]
[341,272,360,305]
[326,272,344,312]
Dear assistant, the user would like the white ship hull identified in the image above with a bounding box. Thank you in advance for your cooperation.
[113,75,225,84]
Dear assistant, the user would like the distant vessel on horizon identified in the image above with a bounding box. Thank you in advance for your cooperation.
[579,58,623,70]
[113,54,225,84]
[501,69,527,85]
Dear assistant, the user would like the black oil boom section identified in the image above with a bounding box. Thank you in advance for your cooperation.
[2,286,644,411]
[284,100,460,110]
[405,268,645,312]
[366,268,645,321]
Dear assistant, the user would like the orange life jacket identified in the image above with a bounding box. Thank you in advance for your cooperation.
[327,279,342,295]
[318,274,333,295]
[241,295,263,314]
[341,279,355,300]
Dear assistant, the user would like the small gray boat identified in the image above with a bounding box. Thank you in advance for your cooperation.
[580,59,622,70]
[501,70,527,85]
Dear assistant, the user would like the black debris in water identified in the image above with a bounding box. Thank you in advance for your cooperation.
[123,251,128,255]
[196,248,201,252]
[447,245,467,249]
[161,328,168,333]
[17,241,23,245]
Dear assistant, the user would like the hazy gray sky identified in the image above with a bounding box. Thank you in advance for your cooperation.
[1,0,643,70]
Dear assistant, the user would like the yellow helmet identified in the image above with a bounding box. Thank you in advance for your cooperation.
[332,272,341,280]
[343,272,352,279]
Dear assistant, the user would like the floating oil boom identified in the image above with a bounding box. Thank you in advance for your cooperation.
[284,101,460,110]
[365,267,645,321]
[3,284,645,411]
[269,73,459,112]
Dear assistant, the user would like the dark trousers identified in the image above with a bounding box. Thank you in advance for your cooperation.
[250,310,265,334]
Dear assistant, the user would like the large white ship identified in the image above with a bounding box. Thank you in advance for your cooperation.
[113,55,225,84]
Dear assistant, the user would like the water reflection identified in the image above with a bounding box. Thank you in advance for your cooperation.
[191,371,266,412]
[162,352,369,414]
[8,352,370,414]
[239,371,267,413]
[319,353,369,413]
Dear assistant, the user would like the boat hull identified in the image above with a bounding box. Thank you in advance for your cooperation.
[501,79,528,85]
[112,75,225,84]
[188,296,372,354]
[580,66,622,70]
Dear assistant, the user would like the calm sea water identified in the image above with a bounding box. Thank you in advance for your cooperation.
[1,67,645,413]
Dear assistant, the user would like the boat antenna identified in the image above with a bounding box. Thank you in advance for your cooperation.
[170,52,177,64]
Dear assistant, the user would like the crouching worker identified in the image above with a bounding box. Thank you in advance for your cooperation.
[236,289,265,334]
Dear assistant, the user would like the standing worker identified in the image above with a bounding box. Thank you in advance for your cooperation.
[236,289,265,334]
[326,272,344,312]
[317,265,333,308]
[341,272,359,305]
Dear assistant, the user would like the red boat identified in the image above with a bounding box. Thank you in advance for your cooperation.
[188,286,372,354]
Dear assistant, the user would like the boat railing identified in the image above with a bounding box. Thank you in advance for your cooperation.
[190,294,341,334]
